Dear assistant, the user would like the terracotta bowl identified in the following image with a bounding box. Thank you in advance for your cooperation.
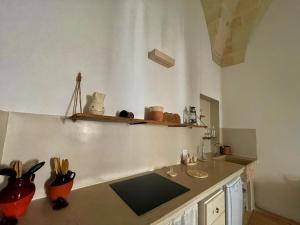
[48,180,74,201]
[0,191,35,218]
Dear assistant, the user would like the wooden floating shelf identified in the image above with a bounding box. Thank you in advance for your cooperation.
[69,113,207,129]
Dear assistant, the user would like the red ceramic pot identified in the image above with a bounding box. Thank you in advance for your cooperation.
[48,171,75,201]
[48,180,74,201]
[0,176,35,218]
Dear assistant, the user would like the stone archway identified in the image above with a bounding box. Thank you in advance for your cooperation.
[201,0,272,67]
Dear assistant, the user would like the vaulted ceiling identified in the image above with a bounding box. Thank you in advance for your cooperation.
[201,0,272,67]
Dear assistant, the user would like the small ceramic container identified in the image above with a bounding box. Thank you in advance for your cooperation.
[89,92,105,115]
[220,145,232,155]
[149,106,164,122]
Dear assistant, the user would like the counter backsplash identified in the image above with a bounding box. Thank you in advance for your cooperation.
[0,111,201,199]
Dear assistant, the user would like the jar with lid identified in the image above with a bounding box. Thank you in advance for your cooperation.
[149,106,164,122]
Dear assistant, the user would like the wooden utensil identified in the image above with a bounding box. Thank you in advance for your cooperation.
[53,158,61,175]
[53,158,58,175]
[52,157,70,176]
[65,159,69,174]
[58,158,62,175]
[12,161,22,178]
[61,159,69,175]
[13,162,18,178]
[61,160,66,175]
[18,161,23,178]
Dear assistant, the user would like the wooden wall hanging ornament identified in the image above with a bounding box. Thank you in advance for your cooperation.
[72,73,83,115]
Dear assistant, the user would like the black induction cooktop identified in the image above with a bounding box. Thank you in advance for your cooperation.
[110,173,190,216]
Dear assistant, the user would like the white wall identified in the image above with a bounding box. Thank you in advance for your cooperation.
[222,0,300,222]
[0,0,222,199]
[0,0,221,116]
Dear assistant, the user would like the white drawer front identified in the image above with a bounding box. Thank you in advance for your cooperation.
[205,191,225,225]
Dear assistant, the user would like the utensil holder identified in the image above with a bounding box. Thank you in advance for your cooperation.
[0,176,36,219]
[49,180,74,201]
[48,171,76,210]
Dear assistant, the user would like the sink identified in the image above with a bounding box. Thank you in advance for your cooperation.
[224,156,255,165]
[214,155,256,166]
[214,154,256,184]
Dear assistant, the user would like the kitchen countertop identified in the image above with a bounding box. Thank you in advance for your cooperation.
[19,160,244,225]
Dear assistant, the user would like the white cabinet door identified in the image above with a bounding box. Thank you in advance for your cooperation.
[205,191,225,224]
[199,190,225,225]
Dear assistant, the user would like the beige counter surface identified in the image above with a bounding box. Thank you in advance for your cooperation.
[19,160,244,225]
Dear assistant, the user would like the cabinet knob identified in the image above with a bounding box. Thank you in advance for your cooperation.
[215,207,219,213]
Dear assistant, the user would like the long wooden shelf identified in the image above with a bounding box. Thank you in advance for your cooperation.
[69,113,207,128]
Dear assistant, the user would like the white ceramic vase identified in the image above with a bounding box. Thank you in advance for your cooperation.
[88,92,105,115]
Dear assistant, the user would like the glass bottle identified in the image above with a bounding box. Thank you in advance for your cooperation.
[183,107,189,124]
[189,106,197,124]
[211,125,216,138]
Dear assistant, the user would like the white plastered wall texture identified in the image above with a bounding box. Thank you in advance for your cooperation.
[0,0,222,199]
[0,0,221,116]
[222,0,300,222]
